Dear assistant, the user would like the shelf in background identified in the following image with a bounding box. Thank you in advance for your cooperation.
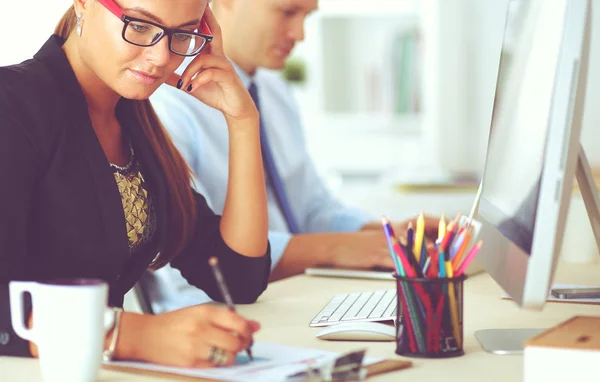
[310,112,422,135]
[318,0,417,17]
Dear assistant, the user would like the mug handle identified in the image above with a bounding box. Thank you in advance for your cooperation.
[9,281,38,343]
[104,307,115,333]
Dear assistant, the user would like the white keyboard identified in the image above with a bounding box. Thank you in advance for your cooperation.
[310,289,399,327]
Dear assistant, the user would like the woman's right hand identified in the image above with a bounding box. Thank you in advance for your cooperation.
[118,305,260,367]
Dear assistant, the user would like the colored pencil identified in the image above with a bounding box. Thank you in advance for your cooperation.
[414,212,425,264]
[438,213,446,242]
[456,241,483,276]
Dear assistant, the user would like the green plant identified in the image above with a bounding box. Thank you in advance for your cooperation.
[282,58,307,84]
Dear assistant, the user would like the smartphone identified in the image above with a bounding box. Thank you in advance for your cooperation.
[550,287,600,299]
[200,16,212,35]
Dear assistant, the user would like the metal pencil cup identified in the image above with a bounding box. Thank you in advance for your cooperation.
[394,274,467,358]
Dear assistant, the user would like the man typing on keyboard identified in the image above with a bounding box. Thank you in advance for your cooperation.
[142,0,438,313]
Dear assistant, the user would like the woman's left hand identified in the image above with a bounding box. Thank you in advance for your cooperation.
[165,6,257,122]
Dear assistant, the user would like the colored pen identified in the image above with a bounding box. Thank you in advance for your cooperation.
[414,212,425,264]
[456,241,483,276]
[209,257,254,360]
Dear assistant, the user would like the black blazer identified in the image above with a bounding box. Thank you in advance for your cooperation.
[0,36,271,356]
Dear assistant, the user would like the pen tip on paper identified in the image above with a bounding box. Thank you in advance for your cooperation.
[209,256,218,266]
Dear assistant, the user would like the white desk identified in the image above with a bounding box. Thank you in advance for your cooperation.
[2,262,599,381]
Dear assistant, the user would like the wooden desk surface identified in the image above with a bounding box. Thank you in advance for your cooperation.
[2,262,599,381]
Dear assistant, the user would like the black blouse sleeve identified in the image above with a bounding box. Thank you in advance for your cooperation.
[169,192,271,304]
[0,68,40,356]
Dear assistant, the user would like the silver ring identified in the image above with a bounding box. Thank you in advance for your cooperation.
[207,346,229,366]
[207,346,218,363]
[215,348,229,366]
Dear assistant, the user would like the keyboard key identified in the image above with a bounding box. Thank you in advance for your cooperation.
[384,303,397,317]
[354,290,386,319]
[341,292,373,320]
[369,290,396,318]
[328,293,360,322]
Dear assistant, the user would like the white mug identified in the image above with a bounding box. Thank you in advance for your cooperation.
[9,279,112,382]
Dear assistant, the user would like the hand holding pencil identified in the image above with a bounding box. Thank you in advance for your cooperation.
[209,256,256,362]
[131,288,259,368]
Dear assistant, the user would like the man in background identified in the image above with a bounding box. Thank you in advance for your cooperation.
[146,0,436,313]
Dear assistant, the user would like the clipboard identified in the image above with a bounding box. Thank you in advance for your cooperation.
[103,358,412,381]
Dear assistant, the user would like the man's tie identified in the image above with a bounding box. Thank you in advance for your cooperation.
[248,82,301,234]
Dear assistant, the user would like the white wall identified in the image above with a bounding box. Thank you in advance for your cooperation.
[3,0,597,172]
[580,2,600,165]
[464,0,600,171]
[0,0,73,66]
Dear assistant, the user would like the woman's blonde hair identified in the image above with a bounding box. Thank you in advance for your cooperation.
[55,7,197,269]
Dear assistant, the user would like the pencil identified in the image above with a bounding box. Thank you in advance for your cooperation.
[452,229,472,270]
[381,217,404,276]
[414,212,425,264]
[419,236,429,269]
[438,213,446,242]
[456,241,483,276]
[407,222,415,259]
[449,227,466,259]
[444,258,462,348]
[399,237,423,278]
[209,257,254,360]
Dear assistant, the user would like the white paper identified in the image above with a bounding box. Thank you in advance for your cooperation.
[105,342,383,382]
[502,284,600,304]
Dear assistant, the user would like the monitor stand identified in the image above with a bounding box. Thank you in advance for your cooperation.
[475,146,600,355]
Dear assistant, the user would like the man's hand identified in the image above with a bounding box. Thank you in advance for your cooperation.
[361,215,441,241]
[270,231,398,281]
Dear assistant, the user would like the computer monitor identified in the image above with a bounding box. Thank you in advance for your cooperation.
[472,0,600,353]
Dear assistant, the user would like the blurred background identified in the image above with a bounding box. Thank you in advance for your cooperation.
[2,0,598,260]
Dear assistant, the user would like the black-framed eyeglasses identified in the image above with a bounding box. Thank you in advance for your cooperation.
[98,0,213,57]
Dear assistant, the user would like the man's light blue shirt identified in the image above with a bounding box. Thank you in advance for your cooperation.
[146,60,372,312]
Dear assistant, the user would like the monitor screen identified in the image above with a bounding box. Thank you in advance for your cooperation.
[479,0,565,254]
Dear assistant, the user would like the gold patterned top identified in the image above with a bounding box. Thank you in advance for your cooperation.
[110,146,156,255]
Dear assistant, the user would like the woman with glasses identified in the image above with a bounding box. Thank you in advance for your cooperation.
[0,0,270,367]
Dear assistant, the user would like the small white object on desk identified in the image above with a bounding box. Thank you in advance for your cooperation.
[502,284,600,304]
[316,322,397,342]
[524,316,600,382]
